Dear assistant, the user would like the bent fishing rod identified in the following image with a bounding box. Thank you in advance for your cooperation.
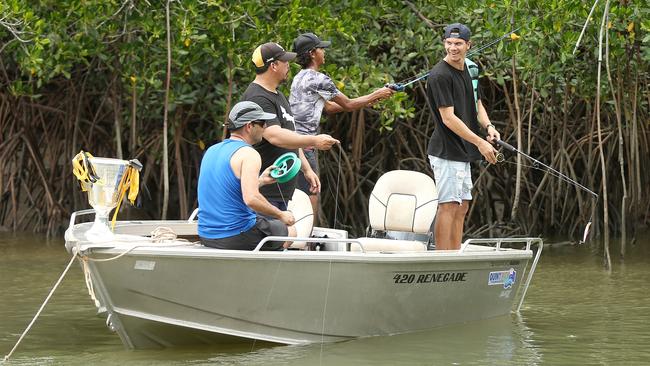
[495,139,598,198]
[495,139,598,244]
[386,27,522,92]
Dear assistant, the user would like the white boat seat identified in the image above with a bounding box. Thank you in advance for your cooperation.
[356,170,437,252]
[287,189,314,249]
[350,237,427,252]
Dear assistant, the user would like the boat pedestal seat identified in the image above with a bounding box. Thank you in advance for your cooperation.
[351,237,427,252]
[358,170,438,252]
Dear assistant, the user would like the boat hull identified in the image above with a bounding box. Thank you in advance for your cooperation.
[82,245,533,348]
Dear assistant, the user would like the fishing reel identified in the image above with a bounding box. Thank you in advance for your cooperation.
[270,152,301,183]
[385,83,405,92]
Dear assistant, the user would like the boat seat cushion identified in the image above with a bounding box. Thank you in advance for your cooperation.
[287,189,314,249]
[351,237,427,252]
[368,170,438,234]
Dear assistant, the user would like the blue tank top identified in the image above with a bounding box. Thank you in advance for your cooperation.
[198,139,256,239]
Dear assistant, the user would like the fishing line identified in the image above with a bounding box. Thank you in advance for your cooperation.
[496,140,598,198]
[333,144,342,230]
[276,182,287,209]
[499,160,595,193]
[496,140,598,243]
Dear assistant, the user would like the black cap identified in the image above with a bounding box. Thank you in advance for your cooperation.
[251,42,297,68]
[443,23,471,42]
[292,33,332,54]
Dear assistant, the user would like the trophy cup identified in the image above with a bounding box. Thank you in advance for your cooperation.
[84,157,129,242]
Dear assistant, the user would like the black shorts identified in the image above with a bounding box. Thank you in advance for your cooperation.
[297,149,318,196]
[200,216,288,251]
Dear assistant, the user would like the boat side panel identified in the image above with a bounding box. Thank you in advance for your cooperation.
[89,254,528,347]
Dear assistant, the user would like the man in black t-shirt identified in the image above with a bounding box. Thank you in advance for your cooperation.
[242,42,339,210]
[426,23,500,250]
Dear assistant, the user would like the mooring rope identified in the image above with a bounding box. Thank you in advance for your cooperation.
[2,227,195,363]
[81,256,100,307]
[2,251,79,363]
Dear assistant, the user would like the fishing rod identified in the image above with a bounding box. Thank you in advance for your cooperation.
[386,27,522,92]
[496,139,598,198]
[496,139,598,244]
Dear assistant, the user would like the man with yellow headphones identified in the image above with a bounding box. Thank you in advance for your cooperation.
[242,42,339,211]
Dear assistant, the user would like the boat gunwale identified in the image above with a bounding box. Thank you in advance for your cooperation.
[73,244,534,263]
[66,217,537,263]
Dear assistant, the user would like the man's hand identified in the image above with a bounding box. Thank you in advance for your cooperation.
[373,86,395,101]
[278,211,295,226]
[367,87,395,107]
[486,125,500,144]
[258,165,277,187]
[477,139,498,164]
[313,134,339,150]
[303,168,321,194]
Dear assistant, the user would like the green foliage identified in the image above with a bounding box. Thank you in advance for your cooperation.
[1,0,648,234]
[2,0,646,133]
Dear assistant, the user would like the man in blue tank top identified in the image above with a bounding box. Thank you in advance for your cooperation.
[198,101,296,250]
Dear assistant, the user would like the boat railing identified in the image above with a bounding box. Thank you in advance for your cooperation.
[67,209,96,232]
[255,236,365,252]
[459,237,541,253]
[188,208,199,222]
[461,237,543,313]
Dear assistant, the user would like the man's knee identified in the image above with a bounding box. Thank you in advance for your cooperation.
[438,202,461,215]
[437,202,468,222]
[287,225,297,237]
[457,200,470,216]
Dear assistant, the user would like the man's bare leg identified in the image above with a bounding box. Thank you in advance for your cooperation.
[435,202,458,250]
[309,194,319,226]
[449,200,470,249]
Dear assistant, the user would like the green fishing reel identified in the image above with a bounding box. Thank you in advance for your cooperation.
[270,152,301,183]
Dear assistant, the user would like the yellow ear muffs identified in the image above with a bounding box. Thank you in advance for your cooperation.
[252,46,264,68]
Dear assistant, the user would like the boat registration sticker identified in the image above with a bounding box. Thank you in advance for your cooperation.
[488,268,516,289]
[134,260,156,271]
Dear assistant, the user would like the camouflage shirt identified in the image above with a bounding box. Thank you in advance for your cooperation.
[289,69,340,136]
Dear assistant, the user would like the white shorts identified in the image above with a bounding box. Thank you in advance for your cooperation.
[429,155,473,204]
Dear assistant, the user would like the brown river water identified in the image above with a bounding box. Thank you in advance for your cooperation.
[1,231,650,365]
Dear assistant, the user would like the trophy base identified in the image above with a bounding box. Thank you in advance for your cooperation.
[86,220,115,242]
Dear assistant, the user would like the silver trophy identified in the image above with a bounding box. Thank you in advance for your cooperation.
[85,157,129,241]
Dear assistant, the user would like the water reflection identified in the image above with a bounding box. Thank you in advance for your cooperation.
[264,316,542,366]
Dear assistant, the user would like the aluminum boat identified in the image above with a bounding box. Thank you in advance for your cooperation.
[64,169,542,349]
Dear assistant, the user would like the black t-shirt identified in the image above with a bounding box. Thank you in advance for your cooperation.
[242,82,299,201]
[426,59,482,162]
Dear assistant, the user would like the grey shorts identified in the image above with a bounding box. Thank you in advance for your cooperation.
[429,155,473,204]
[200,216,288,251]
[297,149,318,196]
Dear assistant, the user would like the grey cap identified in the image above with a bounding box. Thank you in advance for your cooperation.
[228,101,276,130]
[443,23,471,42]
